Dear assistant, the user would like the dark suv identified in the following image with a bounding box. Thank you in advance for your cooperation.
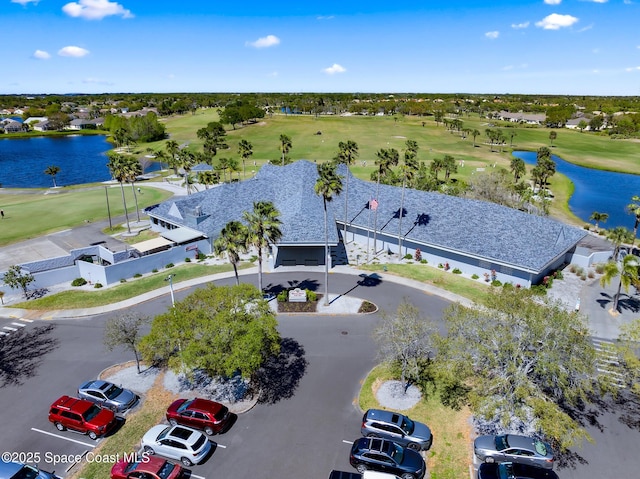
[349,437,425,479]
[48,395,117,440]
[361,409,433,451]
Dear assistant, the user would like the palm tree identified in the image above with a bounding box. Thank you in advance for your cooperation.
[471,129,480,147]
[334,140,359,242]
[106,152,132,234]
[217,157,230,183]
[179,149,197,194]
[315,163,343,305]
[510,157,526,183]
[227,157,241,181]
[397,140,419,253]
[589,211,609,232]
[600,254,639,313]
[198,170,218,189]
[279,134,292,166]
[608,226,632,260]
[372,148,399,254]
[509,131,518,148]
[238,139,253,178]
[44,165,60,187]
[549,130,557,147]
[627,195,640,251]
[243,201,283,293]
[442,154,457,181]
[165,140,181,175]
[214,221,248,285]
[123,156,142,222]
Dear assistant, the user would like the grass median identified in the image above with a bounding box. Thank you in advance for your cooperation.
[359,364,472,479]
[13,262,250,310]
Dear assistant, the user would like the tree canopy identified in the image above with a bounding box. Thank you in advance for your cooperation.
[437,288,598,449]
[139,283,280,380]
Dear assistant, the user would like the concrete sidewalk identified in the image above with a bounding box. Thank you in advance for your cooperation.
[0,265,473,321]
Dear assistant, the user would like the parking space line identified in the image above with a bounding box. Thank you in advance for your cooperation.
[3,326,17,331]
[216,444,227,449]
[342,440,354,445]
[190,474,206,479]
[20,318,34,323]
[31,428,97,448]
[11,322,26,328]
[0,331,8,336]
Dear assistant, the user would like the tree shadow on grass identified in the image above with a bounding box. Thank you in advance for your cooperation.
[254,337,307,405]
[0,324,58,387]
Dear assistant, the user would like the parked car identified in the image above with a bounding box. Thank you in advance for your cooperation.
[48,395,117,440]
[77,380,138,412]
[166,398,230,435]
[141,425,212,466]
[329,471,401,479]
[349,437,425,479]
[110,455,188,479]
[0,460,60,479]
[477,462,559,479]
[474,434,554,470]
[361,409,433,451]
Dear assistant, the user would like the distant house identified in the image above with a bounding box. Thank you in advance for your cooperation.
[67,118,97,130]
[24,116,47,126]
[496,111,546,125]
[145,161,587,287]
[33,120,55,132]
[1,119,24,133]
[566,118,590,131]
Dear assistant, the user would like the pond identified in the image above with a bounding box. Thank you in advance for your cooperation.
[512,150,640,229]
[0,135,163,188]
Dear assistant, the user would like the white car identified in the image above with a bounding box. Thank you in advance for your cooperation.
[141,424,212,466]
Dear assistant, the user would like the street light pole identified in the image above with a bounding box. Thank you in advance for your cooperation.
[165,274,175,306]
[105,185,113,230]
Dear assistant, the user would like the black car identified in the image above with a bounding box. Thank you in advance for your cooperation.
[477,462,559,479]
[349,437,425,479]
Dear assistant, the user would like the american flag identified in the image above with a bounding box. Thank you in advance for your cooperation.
[369,198,378,211]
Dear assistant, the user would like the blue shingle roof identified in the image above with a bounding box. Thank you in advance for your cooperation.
[147,160,586,273]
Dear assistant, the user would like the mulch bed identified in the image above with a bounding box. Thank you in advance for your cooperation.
[277,295,323,313]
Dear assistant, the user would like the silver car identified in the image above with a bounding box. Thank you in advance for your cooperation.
[0,461,60,479]
[141,424,212,466]
[77,380,138,413]
[473,434,554,470]
[361,409,433,451]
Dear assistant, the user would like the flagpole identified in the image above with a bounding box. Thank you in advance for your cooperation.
[366,198,371,263]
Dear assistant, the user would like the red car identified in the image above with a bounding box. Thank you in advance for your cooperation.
[48,395,117,440]
[166,398,230,435]
[110,456,188,479]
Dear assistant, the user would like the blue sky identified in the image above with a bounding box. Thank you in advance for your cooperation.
[2,0,639,95]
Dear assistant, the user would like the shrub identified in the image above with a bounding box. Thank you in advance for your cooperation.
[277,291,287,302]
[71,277,87,287]
[583,224,591,230]
[491,280,502,287]
[580,274,587,281]
[403,254,413,260]
[197,252,206,260]
[471,274,479,280]
[555,270,564,280]
[249,255,258,262]
[185,257,191,263]
[569,264,578,273]
[120,278,127,283]
[133,273,142,278]
[588,270,595,279]
[531,284,547,295]
[452,268,462,274]
[595,263,605,274]
[502,282,513,290]
[165,263,174,268]
[306,289,317,301]
[94,282,103,288]
[152,268,158,273]
[438,263,444,269]
[420,259,428,264]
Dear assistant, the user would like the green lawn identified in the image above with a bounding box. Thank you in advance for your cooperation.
[0,186,172,246]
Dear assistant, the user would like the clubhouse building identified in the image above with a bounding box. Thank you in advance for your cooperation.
[145,160,587,288]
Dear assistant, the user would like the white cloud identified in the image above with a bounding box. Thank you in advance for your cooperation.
[587,0,608,3]
[485,31,500,39]
[535,13,579,30]
[626,66,640,72]
[323,63,346,75]
[511,21,530,29]
[317,15,335,20]
[62,0,133,20]
[246,35,281,48]
[82,77,114,85]
[11,0,40,5]
[58,46,90,57]
[544,0,562,5]
[32,49,50,59]
[267,71,279,77]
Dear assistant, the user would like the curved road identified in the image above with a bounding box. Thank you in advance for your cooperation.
[0,271,638,479]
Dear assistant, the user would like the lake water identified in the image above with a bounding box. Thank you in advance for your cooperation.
[0,135,162,188]
[513,150,640,229]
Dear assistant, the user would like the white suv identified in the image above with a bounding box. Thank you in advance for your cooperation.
[141,424,211,466]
